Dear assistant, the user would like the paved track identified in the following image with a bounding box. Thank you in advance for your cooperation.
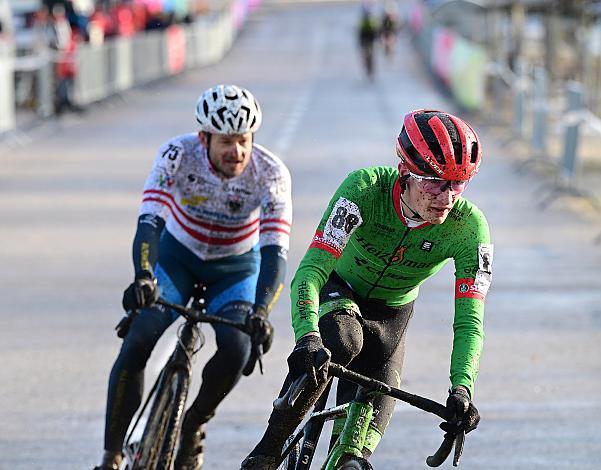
[1,1,600,469]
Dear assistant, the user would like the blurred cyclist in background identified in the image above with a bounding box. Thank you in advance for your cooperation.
[241,109,491,469]
[380,2,400,60]
[94,84,293,470]
[357,2,379,80]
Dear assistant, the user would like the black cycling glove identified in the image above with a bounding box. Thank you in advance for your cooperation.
[287,334,331,387]
[440,386,480,435]
[122,270,159,312]
[243,305,274,376]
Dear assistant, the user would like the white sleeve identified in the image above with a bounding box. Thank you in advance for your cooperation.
[259,163,293,250]
[139,139,185,219]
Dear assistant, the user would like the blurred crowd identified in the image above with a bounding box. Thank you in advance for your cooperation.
[17,0,209,114]
[32,1,208,49]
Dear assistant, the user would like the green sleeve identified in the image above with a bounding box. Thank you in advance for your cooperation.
[449,205,492,398]
[290,170,371,341]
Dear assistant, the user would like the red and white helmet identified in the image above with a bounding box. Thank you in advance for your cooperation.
[396,109,482,181]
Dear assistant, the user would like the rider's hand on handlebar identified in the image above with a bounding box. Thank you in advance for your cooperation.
[440,386,480,435]
[122,270,160,312]
[242,305,273,376]
[245,305,274,353]
[286,333,331,388]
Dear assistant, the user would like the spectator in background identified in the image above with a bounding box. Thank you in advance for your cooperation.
[380,2,400,60]
[88,4,113,46]
[50,4,83,114]
[111,1,135,37]
[130,1,148,32]
[64,0,89,40]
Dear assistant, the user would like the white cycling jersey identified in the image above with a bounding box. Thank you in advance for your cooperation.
[140,133,292,260]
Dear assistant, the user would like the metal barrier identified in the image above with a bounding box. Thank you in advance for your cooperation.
[1,0,257,139]
[73,7,236,107]
[0,41,16,133]
[489,58,600,208]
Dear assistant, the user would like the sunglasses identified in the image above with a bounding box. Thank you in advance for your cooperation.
[409,172,469,195]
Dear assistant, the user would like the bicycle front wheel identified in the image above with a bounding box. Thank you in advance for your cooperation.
[133,369,190,470]
[336,457,373,470]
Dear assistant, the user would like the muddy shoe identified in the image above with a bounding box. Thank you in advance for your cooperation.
[175,424,206,470]
[93,450,122,470]
[239,455,279,470]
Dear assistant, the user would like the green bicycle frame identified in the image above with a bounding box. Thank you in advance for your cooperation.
[322,400,373,470]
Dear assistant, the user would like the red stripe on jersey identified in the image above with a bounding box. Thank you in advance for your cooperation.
[260,227,291,235]
[143,197,258,245]
[143,189,259,232]
[261,218,292,227]
[455,278,485,301]
[308,230,342,259]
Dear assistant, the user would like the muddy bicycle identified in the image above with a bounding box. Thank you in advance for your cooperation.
[114,290,260,470]
[274,363,467,469]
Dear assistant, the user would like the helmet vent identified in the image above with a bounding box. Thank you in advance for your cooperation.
[211,116,222,131]
[399,128,436,176]
[470,143,479,163]
[416,113,445,166]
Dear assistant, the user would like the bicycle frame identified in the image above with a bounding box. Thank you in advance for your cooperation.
[124,317,200,450]
[120,295,253,469]
[323,397,374,470]
[276,363,461,469]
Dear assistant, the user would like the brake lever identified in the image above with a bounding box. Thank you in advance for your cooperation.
[453,430,465,466]
[273,373,309,410]
[255,343,264,375]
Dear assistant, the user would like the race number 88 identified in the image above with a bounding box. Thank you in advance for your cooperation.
[331,207,360,233]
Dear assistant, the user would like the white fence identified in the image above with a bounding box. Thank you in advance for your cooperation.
[0,41,15,134]
[1,0,254,136]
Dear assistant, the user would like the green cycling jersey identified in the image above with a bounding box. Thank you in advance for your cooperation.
[291,166,493,396]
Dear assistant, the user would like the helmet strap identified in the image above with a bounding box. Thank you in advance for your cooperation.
[398,173,410,191]
[400,195,422,220]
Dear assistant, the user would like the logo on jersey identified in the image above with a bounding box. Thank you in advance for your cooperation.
[390,246,407,263]
[227,195,244,212]
[181,195,209,206]
[420,240,434,252]
[455,278,485,300]
[159,173,174,188]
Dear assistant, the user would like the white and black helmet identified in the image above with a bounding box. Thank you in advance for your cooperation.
[195,84,262,134]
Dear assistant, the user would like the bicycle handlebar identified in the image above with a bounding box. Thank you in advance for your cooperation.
[156,298,249,331]
[114,298,265,373]
[274,363,463,467]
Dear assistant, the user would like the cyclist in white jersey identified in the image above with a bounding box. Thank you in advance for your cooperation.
[94,85,292,470]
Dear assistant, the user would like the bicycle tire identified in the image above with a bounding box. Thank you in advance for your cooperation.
[336,457,373,470]
[278,434,301,470]
[132,369,190,470]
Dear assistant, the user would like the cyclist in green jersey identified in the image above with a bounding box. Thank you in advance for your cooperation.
[241,110,491,469]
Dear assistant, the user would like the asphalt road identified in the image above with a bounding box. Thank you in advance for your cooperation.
[1,1,600,469]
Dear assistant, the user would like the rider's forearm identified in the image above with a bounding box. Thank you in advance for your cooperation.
[132,213,165,276]
[290,251,335,341]
[449,299,485,398]
[254,245,288,313]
